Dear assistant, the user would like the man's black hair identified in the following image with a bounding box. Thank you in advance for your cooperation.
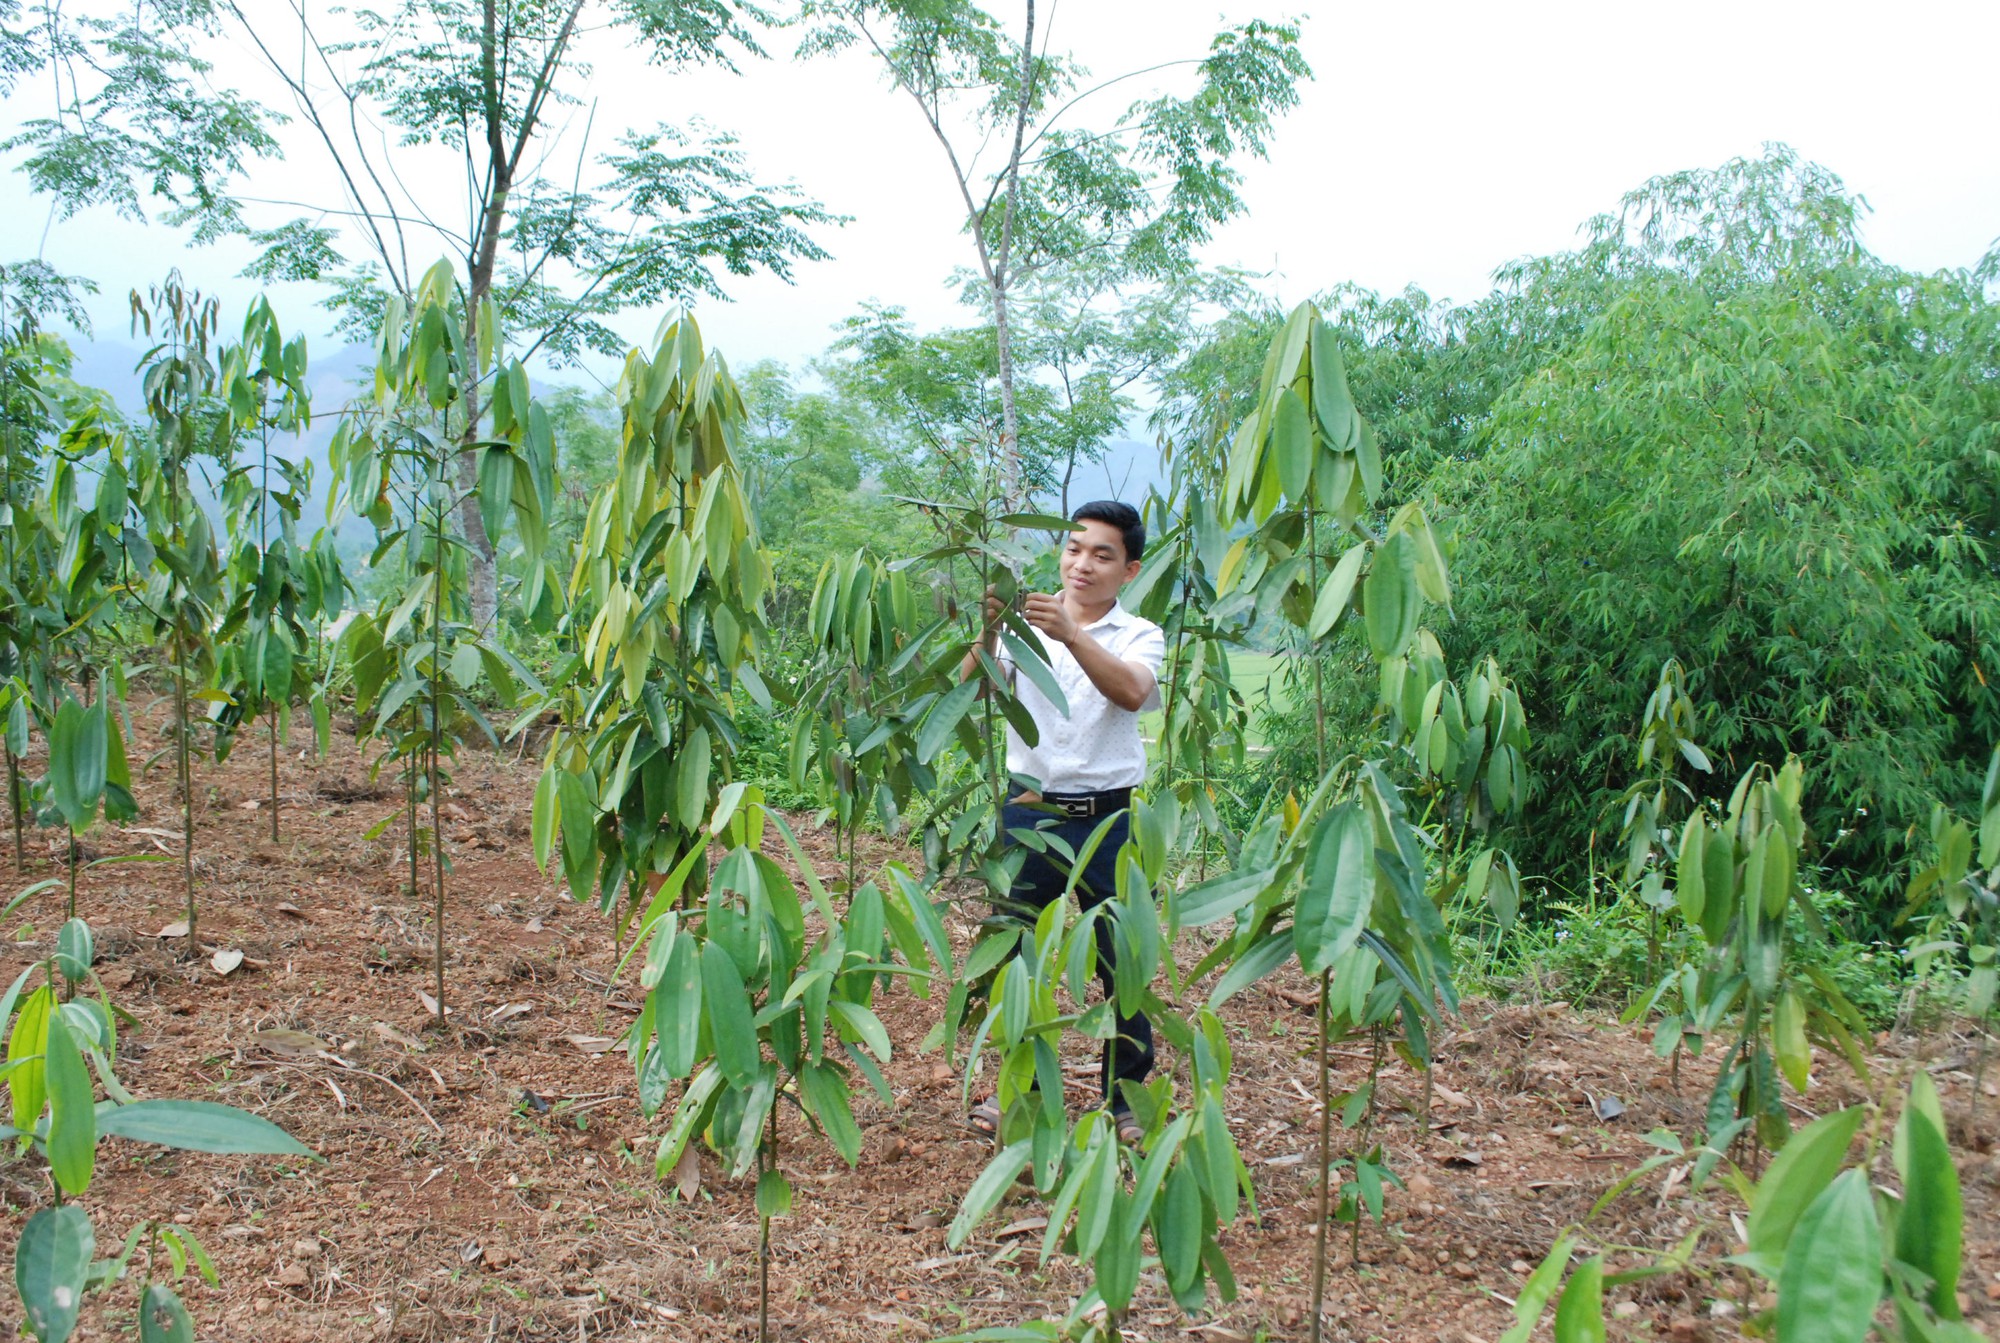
[1071,499,1144,563]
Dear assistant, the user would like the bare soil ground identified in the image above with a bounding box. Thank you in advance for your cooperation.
[2,706,1996,1343]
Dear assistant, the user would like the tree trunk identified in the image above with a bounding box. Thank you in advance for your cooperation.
[447,0,584,639]
[453,451,499,636]
[988,0,1036,510]
[990,277,1023,509]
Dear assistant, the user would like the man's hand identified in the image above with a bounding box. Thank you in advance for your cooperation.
[1023,593,1078,647]
[981,587,1007,643]
[962,586,1009,684]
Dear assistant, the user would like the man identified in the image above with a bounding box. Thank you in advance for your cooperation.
[965,500,1164,1146]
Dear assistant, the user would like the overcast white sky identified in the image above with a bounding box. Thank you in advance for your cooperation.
[2,0,1995,378]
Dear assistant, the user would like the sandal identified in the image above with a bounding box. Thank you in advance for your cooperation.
[966,1100,1001,1137]
[1110,1108,1145,1147]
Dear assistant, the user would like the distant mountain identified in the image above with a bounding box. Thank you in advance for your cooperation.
[59,336,378,554]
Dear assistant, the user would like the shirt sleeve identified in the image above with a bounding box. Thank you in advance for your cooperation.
[1124,621,1166,713]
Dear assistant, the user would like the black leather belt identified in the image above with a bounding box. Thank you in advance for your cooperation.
[1040,788,1133,821]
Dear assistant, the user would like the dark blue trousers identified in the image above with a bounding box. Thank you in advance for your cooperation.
[999,803,1156,1110]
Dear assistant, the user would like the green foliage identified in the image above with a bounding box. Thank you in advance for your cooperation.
[624,793,935,1342]
[1904,743,2000,1024]
[1164,149,1998,923]
[530,311,768,932]
[1431,150,1999,918]
[128,273,233,939]
[1534,1074,1977,1343]
[332,261,553,1019]
[735,358,928,621]
[0,914,308,1342]
[789,550,939,870]
[946,801,1254,1337]
[214,297,346,829]
[2,1,278,243]
[288,0,836,353]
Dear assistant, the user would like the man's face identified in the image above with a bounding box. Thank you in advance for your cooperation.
[1059,518,1140,606]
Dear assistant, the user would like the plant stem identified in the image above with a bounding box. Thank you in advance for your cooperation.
[269,710,280,844]
[428,501,447,1026]
[7,747,21,873]
[65,831,76,921]
[406,720,419,900]
[1305,507,1326,777]
[263,418,279,844]
[759,1100,778,1343]
[174,631,195,944]
[1309,966,1332,1343]
[1355,1024,1385,1266]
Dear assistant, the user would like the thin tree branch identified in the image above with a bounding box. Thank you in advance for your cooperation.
[223,0,406,291]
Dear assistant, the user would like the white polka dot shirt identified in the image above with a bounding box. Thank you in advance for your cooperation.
[999,602,1166,793]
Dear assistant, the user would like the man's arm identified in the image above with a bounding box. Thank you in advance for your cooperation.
[1022,594,1155,712]
[1066,627,1155,712]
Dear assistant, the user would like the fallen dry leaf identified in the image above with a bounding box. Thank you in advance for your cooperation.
[566,1034,616,1054]
[674,1144,701,1200]
[487,1002,533,1024]
[210,948,245,976]
[1434,1082,1473,1109]
[252,1028,329,1057]
[416,991,455,1018]
[156,921,190,939]
[996,1216,1048,1239]
[274,902,310,921]
[372,1021,425,1051]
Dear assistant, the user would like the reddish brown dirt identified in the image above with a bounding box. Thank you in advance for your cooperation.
[2,706,1997,1342]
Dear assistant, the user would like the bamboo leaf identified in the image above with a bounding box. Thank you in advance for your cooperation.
[15,1204,92,1343]
[1895,1075,1963,1319]
[1171,865,1275,930]
[43,1012,94,1196]
[1204,929,1292,1008]
[801,1061,863,1167]
[1302,543,1365,645]
[1498,1236,1575,1343]
[137,1284,195,1343]
[1777,1170,1882,1343]
[1552,1255,1605,1343]
[948,1139,1032,1249]
[1746,1105,1865,1263]
[1362,532,1420,661]
[701,941,759,1090]
[1294,802,1371,973]
[917,678,981,765]
[96,1100,314,1155]
[1271,387,1313,501]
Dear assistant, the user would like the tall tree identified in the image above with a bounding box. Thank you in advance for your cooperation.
[7,0,837,632]
[800,0,1308,503]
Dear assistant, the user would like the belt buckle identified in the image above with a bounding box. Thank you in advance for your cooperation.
[1057,796,1092,821]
